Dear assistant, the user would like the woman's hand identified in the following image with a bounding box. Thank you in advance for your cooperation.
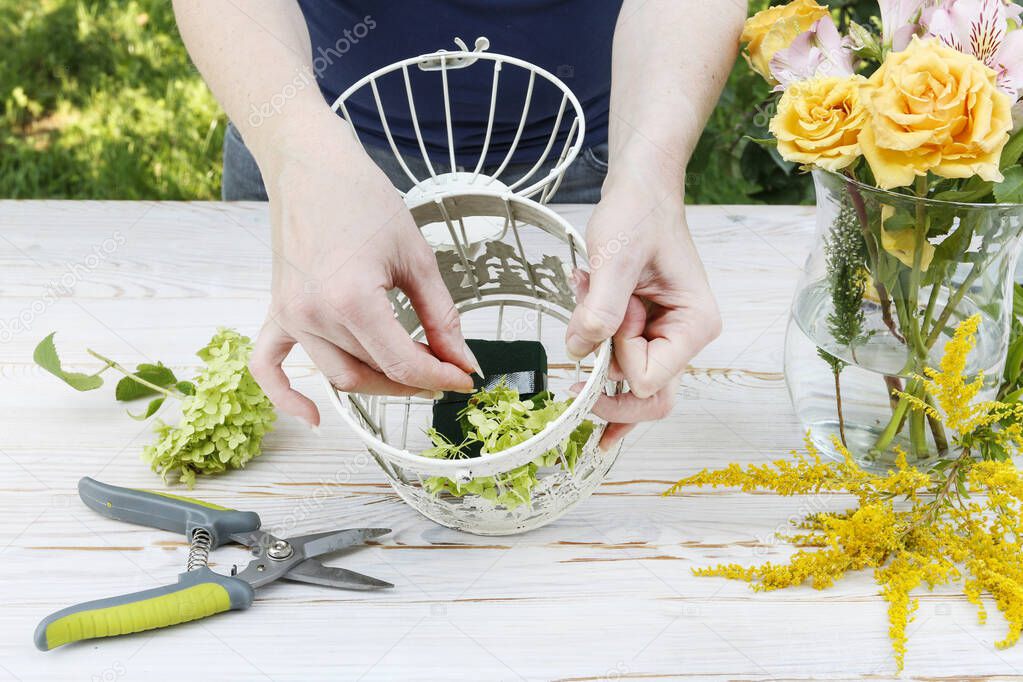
[248,112,477,427]
[568,0,740,449]
[567,174,721,448]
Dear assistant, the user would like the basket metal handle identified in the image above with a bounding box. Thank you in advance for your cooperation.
[418,37,490,71]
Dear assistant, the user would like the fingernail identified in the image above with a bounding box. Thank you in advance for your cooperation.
[299,417,321,435]
[569,268,585,294]
[416,389,444,400]
[566,334,588,361]
[463,343,485,377]
[600,435,626,453]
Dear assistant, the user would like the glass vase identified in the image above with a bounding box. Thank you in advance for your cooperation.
[785,170,1023,469]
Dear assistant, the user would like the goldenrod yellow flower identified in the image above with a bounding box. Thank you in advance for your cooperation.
[910,314,1003,436]
[670,316,1023,672]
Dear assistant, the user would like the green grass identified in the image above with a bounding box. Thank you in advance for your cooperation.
[2,0,868,202]
[1,0,224,199]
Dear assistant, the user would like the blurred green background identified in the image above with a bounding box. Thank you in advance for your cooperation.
[0,0,873,202]
[2,0,223,199]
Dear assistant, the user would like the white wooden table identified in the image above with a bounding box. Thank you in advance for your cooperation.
[0,201,1018,681]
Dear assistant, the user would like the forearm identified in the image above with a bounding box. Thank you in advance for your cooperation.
[172,0,345,166]
[606,0,745,189]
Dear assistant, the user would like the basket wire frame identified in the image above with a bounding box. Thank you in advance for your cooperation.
[330,38,586,204]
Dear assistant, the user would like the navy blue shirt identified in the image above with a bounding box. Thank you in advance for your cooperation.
[297,1,622,165]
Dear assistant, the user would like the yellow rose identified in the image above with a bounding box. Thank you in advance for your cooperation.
[741,0,829,83]
[860,37,1013,190]
[769,75,868,171]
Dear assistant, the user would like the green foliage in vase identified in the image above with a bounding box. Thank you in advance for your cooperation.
[421,382,595,509]
[817,201,870,443]
[823,202,868,349]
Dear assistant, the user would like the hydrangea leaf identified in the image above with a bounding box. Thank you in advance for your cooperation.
[115,362,177,401]
[34,333,104,391]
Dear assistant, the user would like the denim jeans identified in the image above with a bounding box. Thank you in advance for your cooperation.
[222,121,608,204]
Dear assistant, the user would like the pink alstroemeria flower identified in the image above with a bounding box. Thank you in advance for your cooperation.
[923,0,1023,95]
[769,15,856,89]
[879,0,932,51]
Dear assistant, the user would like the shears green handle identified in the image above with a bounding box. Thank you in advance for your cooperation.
[34,567,254,651]
[78,477,261,547]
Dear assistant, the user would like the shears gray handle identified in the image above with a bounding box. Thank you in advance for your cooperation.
[78,477,261,548]
[35,567,254,651]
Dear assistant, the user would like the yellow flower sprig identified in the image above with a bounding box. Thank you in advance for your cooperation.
[896,315,1023,456]
[667,316,1023,672]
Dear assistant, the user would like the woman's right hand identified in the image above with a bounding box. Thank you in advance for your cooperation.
[247,109,478,427]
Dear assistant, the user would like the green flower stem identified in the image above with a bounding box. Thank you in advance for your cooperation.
[897,275,930,362]
[891,279,931,379]
[872,177,941,459]
[844,175,946,460]
[924,263,983,348]
[906,177,931,359]
[891,278,914,345]
[85,350,178,398]
[875,382,914,452]
[832,364,847,447]
[909,407,927,457]
[875,371,939,457]
[921,283,942,335]
[903,447,973,539]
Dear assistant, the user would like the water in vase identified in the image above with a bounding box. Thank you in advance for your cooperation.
[785,281,1003,469]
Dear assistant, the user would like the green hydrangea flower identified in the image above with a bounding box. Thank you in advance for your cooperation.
[143,329,275,487]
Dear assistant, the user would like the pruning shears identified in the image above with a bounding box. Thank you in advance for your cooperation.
[35,477,392,651]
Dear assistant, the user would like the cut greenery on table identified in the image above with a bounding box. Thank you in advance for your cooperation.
[35,328,275,486]
[421,381,594,509]
[668,312,1023,672]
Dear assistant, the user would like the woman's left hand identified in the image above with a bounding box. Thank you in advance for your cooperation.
[567,174,721,449]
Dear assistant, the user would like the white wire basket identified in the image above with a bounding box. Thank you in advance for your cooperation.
[323,40,621,535]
